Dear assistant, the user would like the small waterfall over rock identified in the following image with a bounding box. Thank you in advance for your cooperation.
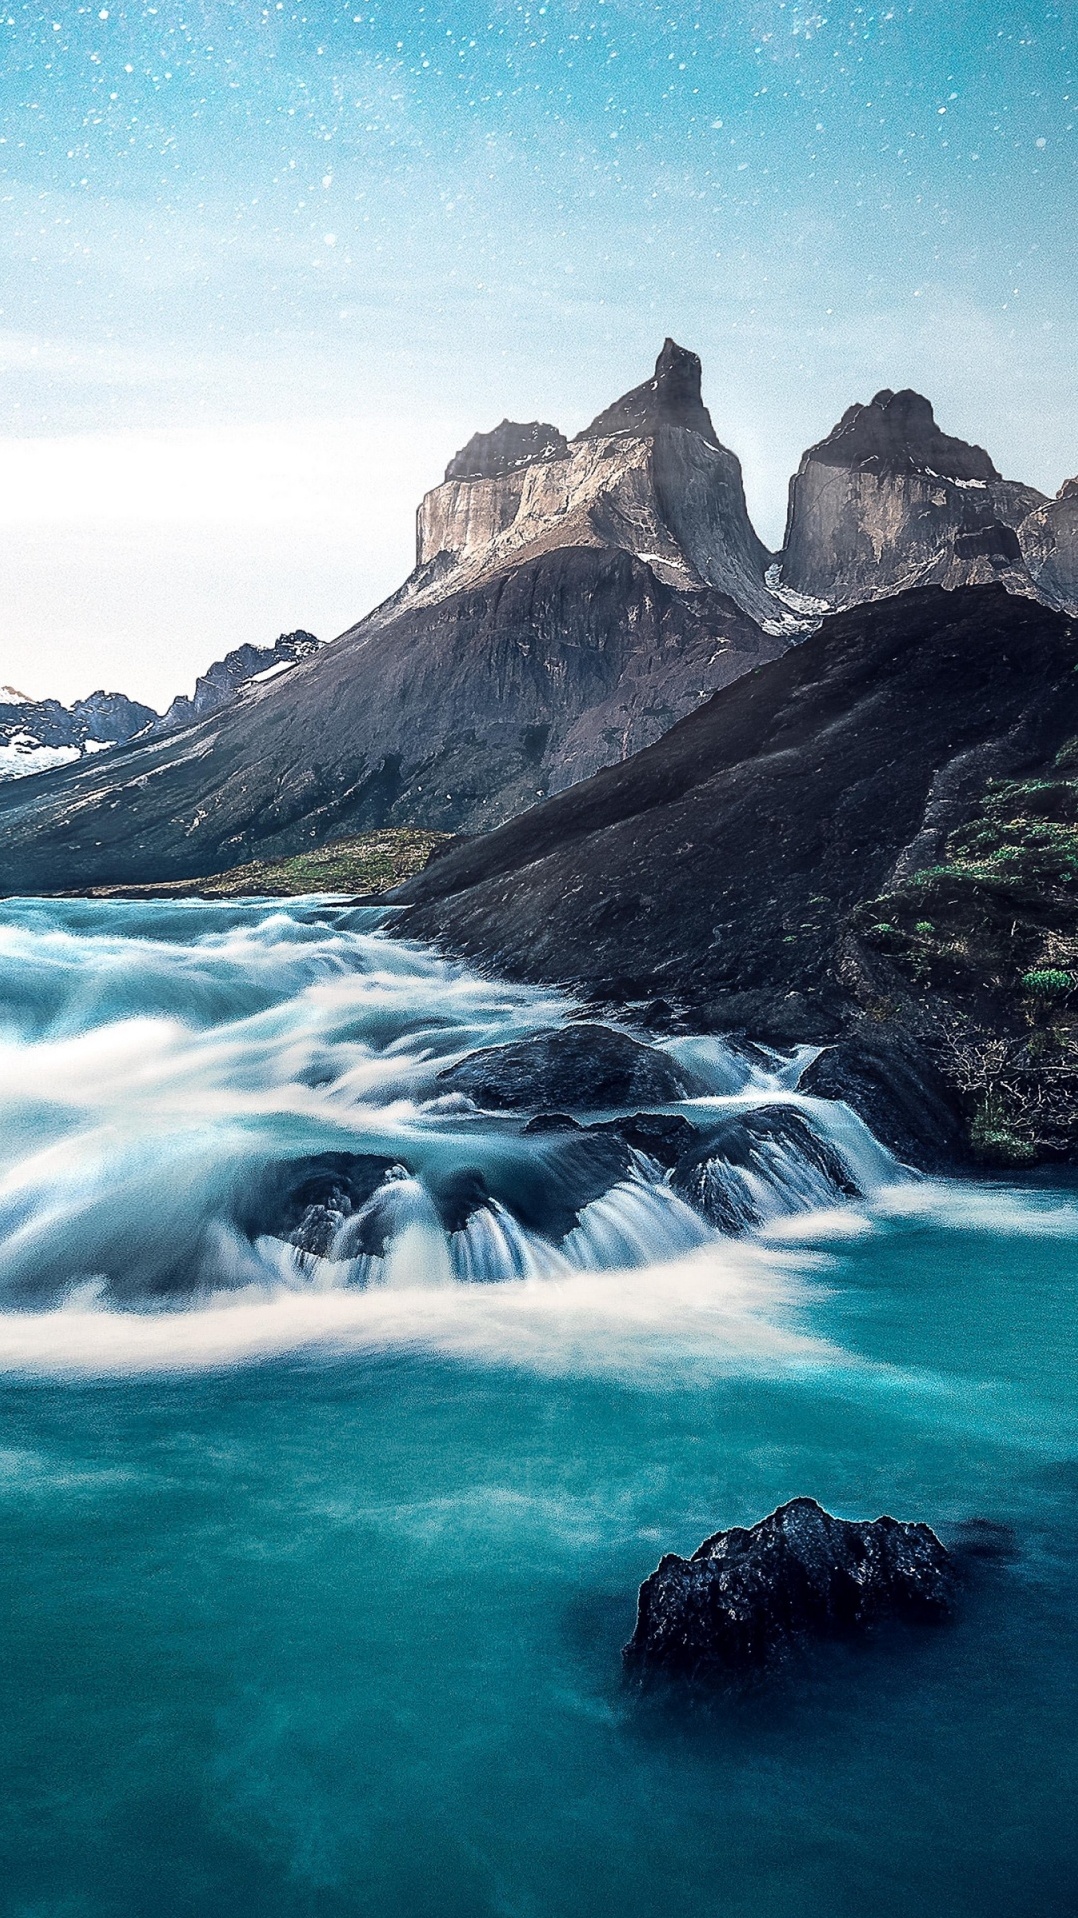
[0,898,904,1313]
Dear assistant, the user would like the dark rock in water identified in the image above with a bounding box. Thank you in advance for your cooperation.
[522,1113,583,1135]
[437,1023,698,1112]
[429,1167,492,1235]
[624,1497,958,1680]
[671,1107,858,1235]
[489,1128,632,1241]
[591,1111,698,1170]
[290,1203,341,1259]
[255,1152,399,1258]
[800,1033,966,1173]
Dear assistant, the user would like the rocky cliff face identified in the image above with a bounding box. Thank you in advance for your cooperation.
[148,630,321,736]
[1018,477,1078,611]
[780,388,1047,607]
[362,340,801,641]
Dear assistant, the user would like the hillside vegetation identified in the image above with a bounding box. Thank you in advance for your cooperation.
[76,829,451,901]
[852,747,1078,1163]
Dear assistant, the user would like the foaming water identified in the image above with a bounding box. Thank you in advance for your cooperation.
[0,1244,836,1382]
[0,894,1065,1385]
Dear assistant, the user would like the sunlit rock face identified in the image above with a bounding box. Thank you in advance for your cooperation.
[779,387,1047,607]
[388,340,802,639]
[1018,477,1078,612]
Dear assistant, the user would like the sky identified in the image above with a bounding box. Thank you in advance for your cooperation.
[1,0,1075,708]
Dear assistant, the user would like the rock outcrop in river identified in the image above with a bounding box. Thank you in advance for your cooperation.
[624,1499,957,1680]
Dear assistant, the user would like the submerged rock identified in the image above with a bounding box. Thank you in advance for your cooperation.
[437,1023,699,1112]
[624,1498,957,1680]
[256,1152,400,1258]
[670,1107,859,1234]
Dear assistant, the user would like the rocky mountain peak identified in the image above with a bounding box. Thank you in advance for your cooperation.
[811,387,1001,483]
[780,386,1046,606]
[444,420,568,483]
[575,338,718,444]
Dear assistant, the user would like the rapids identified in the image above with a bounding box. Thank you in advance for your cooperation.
[0,894,891,1367]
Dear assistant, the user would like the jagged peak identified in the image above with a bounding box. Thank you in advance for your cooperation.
[444,420,568,483]
[807,386,1000,483]
[574,338,719,445]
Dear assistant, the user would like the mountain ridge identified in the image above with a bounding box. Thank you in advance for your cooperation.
[3,341,1077,891]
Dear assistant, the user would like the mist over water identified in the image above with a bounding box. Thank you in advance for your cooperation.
[1,898,1076,1914]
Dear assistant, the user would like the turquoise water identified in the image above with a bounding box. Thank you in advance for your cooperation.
[0,901,1075,1914]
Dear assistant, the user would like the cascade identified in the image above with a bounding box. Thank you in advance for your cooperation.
[0,897,906,1314]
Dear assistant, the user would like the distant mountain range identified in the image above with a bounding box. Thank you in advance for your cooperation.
[0,632,321,783]
[1,339,1076,893]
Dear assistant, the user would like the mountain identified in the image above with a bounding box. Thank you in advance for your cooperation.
[0,341,797,892]
[0,633,322,786]
[0,346,1070,897]
[345,338,800,640]
[778,388,1047,608]
[394,584,1078,1167]
[0,687,156,782]
[1017,477,1078,611]
[146,630,322,736]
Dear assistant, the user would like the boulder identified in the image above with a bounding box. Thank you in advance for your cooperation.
[670,1106,859,1234]
[591,1111,698,1169]
[624,1497,957,1680]
[253,1151,399,1258]
[437,1022,699,1112]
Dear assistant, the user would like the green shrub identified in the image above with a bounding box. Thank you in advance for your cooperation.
[1021,968,1074,999]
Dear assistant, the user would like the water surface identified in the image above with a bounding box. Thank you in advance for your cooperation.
[0,899,1074,1916]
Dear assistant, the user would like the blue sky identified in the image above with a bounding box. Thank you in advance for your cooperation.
[1,0,1075,704]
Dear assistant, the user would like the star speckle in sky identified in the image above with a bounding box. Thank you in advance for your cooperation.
[0,2,1075,703]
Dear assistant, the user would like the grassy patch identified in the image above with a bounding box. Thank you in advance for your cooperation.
[81,829,453,900]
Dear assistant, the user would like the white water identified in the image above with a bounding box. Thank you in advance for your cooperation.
[0,897,921,1377]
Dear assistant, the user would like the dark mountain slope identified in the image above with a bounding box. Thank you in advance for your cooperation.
[395,586,1078,1049]
[0,547,777,894]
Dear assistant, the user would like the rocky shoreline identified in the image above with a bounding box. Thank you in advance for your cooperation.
[393,585,1078,1173]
